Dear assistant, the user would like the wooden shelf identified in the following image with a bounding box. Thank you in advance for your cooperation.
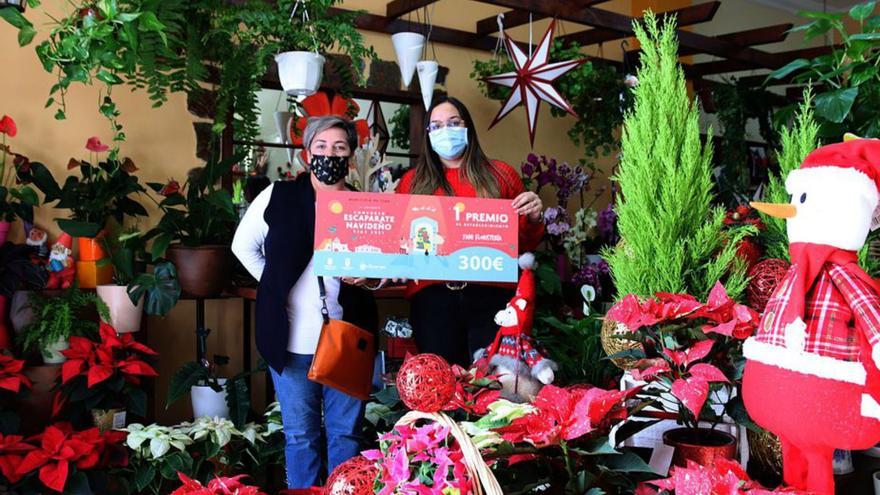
[226,284,406,301]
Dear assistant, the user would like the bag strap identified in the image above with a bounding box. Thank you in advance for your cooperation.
[317,276,330,325]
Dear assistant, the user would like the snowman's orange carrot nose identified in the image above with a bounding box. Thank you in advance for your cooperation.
[750,201,797,218]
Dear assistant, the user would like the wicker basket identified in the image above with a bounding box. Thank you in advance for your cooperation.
[747,428,782,477]
[396,411,503,495]
[600,319,642,370]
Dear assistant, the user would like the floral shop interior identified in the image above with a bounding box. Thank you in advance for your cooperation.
[5,0,880,493]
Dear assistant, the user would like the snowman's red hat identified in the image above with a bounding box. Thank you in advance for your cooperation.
[789,139,880,206]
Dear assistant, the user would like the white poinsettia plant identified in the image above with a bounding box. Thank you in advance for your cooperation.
[123,423,194,460]
[178,416,240,449]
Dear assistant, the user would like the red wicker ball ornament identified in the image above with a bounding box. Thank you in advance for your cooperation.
[395,353,456,412]
[325,455,377,495]
[746,258,791,312]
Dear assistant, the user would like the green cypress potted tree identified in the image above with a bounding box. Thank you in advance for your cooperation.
[146,155,239,298]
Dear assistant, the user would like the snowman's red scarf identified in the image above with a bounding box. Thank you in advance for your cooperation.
[782,242,880,396]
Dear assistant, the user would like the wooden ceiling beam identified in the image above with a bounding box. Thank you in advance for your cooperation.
[559,1,720,46]
[386,0,441,19]
[473,0,780,68]
[677,23,792,56]
[688,44,837,77]
[474,0,611,36]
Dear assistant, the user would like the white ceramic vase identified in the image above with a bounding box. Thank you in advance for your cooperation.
[96,284,144,334]
[191,378,230,419]
[391,32,425,87]
[275,51,325,96]
[42,338,69,364]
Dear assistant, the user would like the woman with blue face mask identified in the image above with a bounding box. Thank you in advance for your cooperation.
[396,96,544,367]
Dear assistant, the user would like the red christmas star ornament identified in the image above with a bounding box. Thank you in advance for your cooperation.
[483,20,586,147]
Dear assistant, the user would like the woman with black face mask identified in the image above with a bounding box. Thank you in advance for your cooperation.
[232,116,377,489]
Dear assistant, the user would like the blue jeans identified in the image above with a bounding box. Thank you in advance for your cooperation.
[270,352,365,489]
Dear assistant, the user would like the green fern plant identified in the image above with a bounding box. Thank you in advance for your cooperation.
[16,286,109,357]
[604,12,751,302]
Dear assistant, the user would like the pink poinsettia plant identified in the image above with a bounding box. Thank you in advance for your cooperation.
[638,457,811,495]
[607,282,759,429]
[363,422,474,495]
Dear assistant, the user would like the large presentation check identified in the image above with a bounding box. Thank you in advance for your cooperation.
[313,190,519,282]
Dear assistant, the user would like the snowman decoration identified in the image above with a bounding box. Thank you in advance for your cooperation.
[474,254,557,402]
[744,138,880,494]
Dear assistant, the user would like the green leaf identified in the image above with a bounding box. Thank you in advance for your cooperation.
[127,386,148,417]
[129,261,180,316]
[18,25,36,46]
[96,70,123,85]
[815,87,859,123]
[56,219,104,238]
[158,451,192,480]
[600,450,656,473]
[134,463,156,492]
[850,65,878,86]
[850,2,876,21]
[849,32,880,40]
[225,377,250,429]
[766,58,812,80]
[65,471,92,495]
[150,233,172,260]
[166,361,211,408]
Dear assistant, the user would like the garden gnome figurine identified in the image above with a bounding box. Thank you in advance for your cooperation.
[45,233,75,289]
[25,225,48,258]
[474,253,557,402]
[744,138,880,494]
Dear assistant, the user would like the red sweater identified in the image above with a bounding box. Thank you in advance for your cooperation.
[395,160,545,297]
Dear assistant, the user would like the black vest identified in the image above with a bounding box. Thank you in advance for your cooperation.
[256,174,378,373]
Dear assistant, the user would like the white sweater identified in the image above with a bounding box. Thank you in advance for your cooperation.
[231,183,342,355]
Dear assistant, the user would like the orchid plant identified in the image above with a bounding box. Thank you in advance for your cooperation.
[606,282,760,430]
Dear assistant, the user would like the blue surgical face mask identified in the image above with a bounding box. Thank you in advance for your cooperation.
[429,126,468,160]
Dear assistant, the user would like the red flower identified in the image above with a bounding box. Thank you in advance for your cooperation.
[60,322,157,388]
[289,91,370,163]
[443,365,502,415]
[85,136,109,152]
[171,472,267,495]
[0,433,35,484]
[605,294,659,332]
[15,424,96,492]
[0,354,32,394]
[160,179,181,196]
[0,115,17,137]
[650,458,811,494]
[499,385,636,447]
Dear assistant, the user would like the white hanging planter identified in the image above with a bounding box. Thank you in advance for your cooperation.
[416,60,439,110]
[275,51,325,96]
[391,32,425,87]
[97,284,144,334]
[191,379,230,419]
[42,338,69,365]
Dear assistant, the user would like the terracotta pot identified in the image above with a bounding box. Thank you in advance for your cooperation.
[77,235,107,261]
[0,220,10,245]
[166,245,231,298]
[17,364,60,435]
[663,427,737,468]
[96,285,144,333]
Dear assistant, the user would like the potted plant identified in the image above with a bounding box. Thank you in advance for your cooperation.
[147,155,240,298]
[53,321,158,427]
[606,282,760,467]
[0,243,46,348]
[98,228,181,333]
[166,358,264,428]
[0,115,42,243]
[34,137,148,288]
[15,286,108,364]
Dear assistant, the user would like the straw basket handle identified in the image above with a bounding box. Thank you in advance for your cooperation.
[396,411,503,495]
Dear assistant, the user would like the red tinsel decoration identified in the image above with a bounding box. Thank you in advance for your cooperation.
[395,353,455,413]
[325,456,376,495]
[746,258,791,312]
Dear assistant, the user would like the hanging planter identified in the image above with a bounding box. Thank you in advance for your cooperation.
[416,60,439,110]
[391,32,425,87]
[275,51,325,96]
[191,378,230,419]
[96,284,144,334]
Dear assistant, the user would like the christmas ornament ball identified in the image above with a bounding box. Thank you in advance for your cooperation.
[395,353,456,412]
[325,455,376,495]
[746,258,790,312]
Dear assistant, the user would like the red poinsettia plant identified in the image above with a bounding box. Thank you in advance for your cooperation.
[638,457,811,494]
[443,364,503,416]
[606,282,759,429]
[6,423,126,493]
[170,472,267,495]
[0,353,31,396]
[53,322,158,421]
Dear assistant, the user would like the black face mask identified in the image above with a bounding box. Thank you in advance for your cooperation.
[309,155,349,185]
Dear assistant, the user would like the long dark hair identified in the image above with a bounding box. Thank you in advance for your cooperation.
[410,96,501,198]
